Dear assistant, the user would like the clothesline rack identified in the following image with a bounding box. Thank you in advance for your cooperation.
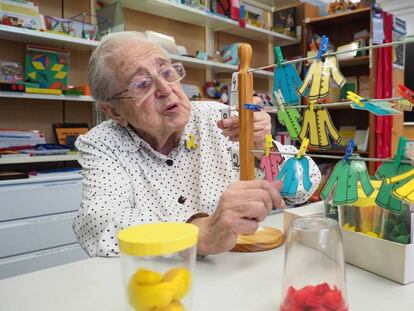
[228,96,403,112]
[248,37,414,73]
[250,149,413,164]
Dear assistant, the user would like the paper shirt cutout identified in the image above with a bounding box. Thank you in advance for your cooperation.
[274,141,321,204]
[277,107,302,140]
[386,168,414,204]
[320,158,374,205]
[298,56,346,100]
[299,105,342,149]
[375,158,413,214]
[350,100,401,116]
[273,63,302,105]
[261,152,283,183]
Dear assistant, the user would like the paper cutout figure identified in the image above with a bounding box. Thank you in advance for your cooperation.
[386,169,414,204]
[274,141,321,204]
[298,56,346,100]
[273,63,302,105]
[261,153,283,183]
[350,100,401,116]
[277,107,302,140]
[186,134,197,150]
[277,157,311,196]
[299,105,342,149]
[375,159,413,214]
[320,159,374,205]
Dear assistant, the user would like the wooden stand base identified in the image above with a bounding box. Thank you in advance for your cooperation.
[231,226,285,252]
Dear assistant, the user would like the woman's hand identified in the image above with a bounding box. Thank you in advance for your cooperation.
[190,180,285,255]
[217,111,271,150]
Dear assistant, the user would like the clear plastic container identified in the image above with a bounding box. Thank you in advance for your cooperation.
[117,223,199,311]
[280,217,348,311]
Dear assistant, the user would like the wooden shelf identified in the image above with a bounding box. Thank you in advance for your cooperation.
[0,26,273,78]
[305,8,371,27]
[121,0,300,46]
[338,56,369,68]
[0,24,99,50]
[169,54,272,77]
[0,154,79,165]
[0,91,94,102]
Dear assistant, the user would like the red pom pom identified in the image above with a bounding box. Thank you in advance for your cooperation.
[322,290,345,310]
[315,283,331,296]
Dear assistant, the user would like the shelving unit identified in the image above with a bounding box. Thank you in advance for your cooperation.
[0,91,93,102]
[0,154,79,165]
[304,8,375,172]
[121,0,300,46]
[0,24,98,51]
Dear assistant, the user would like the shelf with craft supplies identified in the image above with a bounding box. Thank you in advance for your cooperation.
[304,7,371,27]
[121,0,299,46]
[0,24,99,51]
[0,91,93,102]
[0,154,79,165]
[167,54,272,78]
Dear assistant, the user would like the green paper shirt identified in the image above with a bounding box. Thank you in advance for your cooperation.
[277,107,302,140]
[321,159,374,205]
[376,160,413,214]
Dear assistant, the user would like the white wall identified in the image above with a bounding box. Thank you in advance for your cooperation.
[378,0,414,35]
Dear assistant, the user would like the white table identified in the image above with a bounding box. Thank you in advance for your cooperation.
[1,213,413,311]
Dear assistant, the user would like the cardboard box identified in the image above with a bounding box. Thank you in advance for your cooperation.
[284,202,414,285]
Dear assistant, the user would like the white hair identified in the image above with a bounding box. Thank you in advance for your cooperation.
[88,31,165,104]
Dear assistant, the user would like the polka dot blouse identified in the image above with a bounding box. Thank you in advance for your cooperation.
[73,101,244,257]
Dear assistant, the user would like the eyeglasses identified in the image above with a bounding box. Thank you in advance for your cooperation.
[107,62,186,102]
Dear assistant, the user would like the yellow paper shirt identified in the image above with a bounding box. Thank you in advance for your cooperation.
[353,180,382,207]
[118,222,199,256]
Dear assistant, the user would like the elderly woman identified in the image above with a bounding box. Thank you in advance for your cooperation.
[73,31,285,257]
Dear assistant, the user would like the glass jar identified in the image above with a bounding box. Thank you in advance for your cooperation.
[338,181,392,239]
[280,217,348,311]
[118,223,199,311]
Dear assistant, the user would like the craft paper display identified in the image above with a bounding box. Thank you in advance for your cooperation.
[25,45,70,89]
[273,63,302,105]
[261,152,283,183]
[375,159,413,214]
[386,169,414,204]
[320,158,374,205]
[298,56,346,100]
[299,105,342,149]
[274,141,321,204]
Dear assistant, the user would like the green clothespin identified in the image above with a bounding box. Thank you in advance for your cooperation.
[274,46,284,67]
[395,137,407,165]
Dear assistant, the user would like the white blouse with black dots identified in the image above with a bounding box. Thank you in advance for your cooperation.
[73,101,249,257]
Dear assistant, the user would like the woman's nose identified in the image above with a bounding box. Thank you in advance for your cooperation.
[154,77,172,97]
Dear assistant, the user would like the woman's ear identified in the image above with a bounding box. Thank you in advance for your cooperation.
[99,102,128,127]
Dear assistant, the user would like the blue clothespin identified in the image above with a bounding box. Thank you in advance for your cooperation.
[342,140,355,161]
[317,35,329,60]
[274,46,284,67]
[244,103,262,111]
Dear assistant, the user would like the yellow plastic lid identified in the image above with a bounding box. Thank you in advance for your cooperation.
[117,222,199,256]
[354,180,382,207]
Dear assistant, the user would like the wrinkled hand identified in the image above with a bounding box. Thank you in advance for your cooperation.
[191,180,285,255]
[217,110,271,149]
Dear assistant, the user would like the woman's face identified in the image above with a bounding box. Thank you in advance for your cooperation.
[110,44,191,138]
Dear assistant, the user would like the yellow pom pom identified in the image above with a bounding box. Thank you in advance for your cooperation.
[128,276,175,311]
[366,231,379,238]
[162,267,192,300]
[152,301,186,311]
[131,268,163,285]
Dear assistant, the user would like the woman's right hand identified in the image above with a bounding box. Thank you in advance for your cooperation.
[191,180,285,255]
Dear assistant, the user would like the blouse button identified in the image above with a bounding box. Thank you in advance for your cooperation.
[166,159,174,166]
[178,196,187,204]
